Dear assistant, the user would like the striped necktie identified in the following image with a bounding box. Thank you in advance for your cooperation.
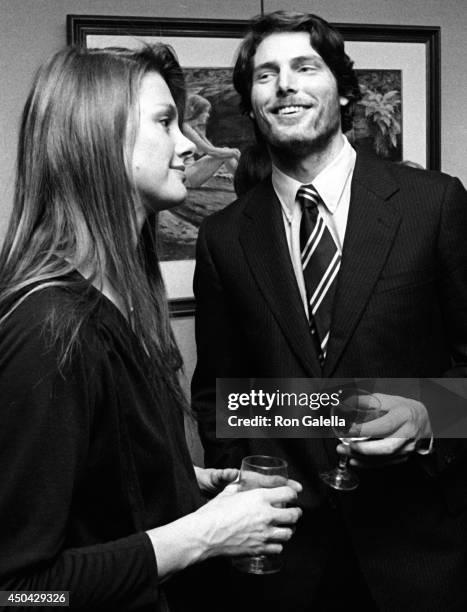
[298,184,341,366]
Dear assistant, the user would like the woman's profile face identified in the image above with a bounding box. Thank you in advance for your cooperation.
[131,71,195,213]
[198,109,210,125]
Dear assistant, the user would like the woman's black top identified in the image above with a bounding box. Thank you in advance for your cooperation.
[0,276,205,610]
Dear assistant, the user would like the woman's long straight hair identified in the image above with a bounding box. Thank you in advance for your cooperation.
[0,44,188,408]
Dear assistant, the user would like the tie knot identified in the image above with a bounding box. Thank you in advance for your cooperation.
[297,184,321,210]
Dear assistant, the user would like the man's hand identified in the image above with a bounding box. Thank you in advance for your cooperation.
[337,393,432,468]
[194,466,239,496]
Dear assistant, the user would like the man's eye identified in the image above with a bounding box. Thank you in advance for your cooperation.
[256,72,274,82]
[299,65,317,73]
[159,118,170,127]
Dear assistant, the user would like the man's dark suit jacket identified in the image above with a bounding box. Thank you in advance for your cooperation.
[191,154,467,611]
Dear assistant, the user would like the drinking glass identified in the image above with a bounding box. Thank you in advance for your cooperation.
[320,389,385,491]
[232,455,288,575]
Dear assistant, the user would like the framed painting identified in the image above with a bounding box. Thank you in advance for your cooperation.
[67,16,440,316]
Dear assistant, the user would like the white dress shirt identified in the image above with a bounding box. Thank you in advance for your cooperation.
[272,135,356,316]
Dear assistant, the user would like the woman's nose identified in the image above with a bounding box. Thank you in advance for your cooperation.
[175,126,196,160]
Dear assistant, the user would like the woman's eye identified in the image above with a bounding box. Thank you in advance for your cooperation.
[159,118,170,127]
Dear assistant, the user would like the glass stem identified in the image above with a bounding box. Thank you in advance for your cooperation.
[338,455,349,471]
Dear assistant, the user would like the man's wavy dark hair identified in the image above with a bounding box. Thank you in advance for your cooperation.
[233,10,361,133]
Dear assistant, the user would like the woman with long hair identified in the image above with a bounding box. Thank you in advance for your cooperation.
[0,45,301,610]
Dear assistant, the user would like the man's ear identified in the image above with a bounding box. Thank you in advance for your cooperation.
[339,96,349,107]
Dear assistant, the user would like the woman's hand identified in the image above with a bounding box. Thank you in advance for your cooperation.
[194,465,239,496]
[193,479,302,559]
[147,479,302,580]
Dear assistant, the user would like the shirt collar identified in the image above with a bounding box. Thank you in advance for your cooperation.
[271,135,356,217]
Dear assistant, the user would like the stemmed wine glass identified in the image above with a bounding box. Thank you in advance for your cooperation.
[320,389,386,491]
[232,455,288,575]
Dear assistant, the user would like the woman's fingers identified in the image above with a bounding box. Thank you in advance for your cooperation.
[262,485,299,505]
[211,468,239,486]
[271,505,302,525]
[286,478,303,493]
[217,483,241,497]
[197,482,303,559]
[269,526,294,542]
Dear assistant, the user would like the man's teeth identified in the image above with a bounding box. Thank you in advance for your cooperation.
[277,105,306,115]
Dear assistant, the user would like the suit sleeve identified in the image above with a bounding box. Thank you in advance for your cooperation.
[437,176,467,376]
[191,219,248,468]
[425,176,467,473]
[0,313,158,610]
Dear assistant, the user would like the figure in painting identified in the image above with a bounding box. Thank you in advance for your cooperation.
[183,93,240,187]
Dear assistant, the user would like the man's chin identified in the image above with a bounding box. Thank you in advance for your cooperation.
[267,123,340,158]
[269,134,319,157]
[269,126,307,144]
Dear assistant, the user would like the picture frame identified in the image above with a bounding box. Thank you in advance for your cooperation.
[67,16,440,317]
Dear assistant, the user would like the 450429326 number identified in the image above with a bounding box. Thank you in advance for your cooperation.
[0,591,69,607]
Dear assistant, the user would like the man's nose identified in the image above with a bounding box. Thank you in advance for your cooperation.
[277,68,298,96]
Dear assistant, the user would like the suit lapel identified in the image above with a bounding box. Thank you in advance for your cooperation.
[324,155,401,375]
[239,179,322,377]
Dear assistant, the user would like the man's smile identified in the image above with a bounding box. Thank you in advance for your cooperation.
[270,100,313,115]
[275,104,311,115]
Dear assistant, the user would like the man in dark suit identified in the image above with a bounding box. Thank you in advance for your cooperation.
[192,10,467,611]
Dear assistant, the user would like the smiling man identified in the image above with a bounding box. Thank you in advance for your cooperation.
[249,31,346,165]
[192,10,467,612]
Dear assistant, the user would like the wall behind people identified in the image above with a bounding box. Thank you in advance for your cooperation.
[1,0,466,464]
